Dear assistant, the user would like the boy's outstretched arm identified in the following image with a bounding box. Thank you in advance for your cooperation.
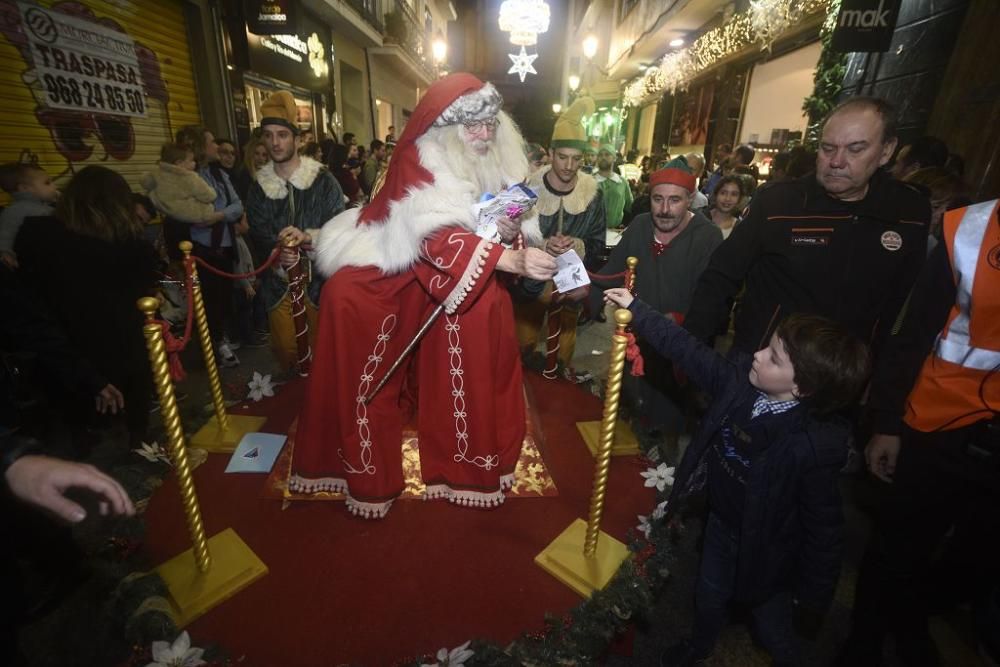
[604,288,734,396]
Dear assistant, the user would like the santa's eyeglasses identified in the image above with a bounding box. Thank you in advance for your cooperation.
[462,118,499,133]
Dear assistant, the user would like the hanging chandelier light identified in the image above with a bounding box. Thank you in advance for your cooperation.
[498,0,550,46]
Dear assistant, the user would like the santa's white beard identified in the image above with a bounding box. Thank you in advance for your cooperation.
[424,122,524,195]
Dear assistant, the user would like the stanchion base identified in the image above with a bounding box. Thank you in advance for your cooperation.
[190,415,267,453]
[576,420,641,457]
[156,527,268,628]
[534,518,630,597]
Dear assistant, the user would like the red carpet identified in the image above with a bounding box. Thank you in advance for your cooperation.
[143,370,654,666]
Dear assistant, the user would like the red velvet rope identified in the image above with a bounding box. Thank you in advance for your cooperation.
[191,245,282,280]
[586,270,628,283]
[625,332,645,377]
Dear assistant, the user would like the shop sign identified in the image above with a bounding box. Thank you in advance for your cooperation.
[17,2,146,117]
[247,24,330,91]
[246,0,299,36]
[830,0,901,53]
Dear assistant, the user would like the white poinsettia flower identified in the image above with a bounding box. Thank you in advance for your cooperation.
[640,463,675,492]
[421,640,474,667]
[146,630,206,667]
[133,441,171,465]
[247,371,276,402]
[637,513,652,538]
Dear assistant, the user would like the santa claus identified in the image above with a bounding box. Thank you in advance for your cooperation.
[278,73,557,518]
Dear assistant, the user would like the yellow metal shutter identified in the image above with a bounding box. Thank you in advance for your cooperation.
[0,0,202,203]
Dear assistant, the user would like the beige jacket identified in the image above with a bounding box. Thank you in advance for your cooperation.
[142,162,217,224]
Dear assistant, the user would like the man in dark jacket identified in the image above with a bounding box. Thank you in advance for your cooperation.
[606,287,871,666]
[246,91,345,370]
[684,97,931,358]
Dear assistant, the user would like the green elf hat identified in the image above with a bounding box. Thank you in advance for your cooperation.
[650,156,696,192]
[551,96,595,153]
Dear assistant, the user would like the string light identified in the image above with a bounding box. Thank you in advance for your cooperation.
[623,0,832,107]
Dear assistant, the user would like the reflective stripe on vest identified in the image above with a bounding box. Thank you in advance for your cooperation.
[935,200,1000,371]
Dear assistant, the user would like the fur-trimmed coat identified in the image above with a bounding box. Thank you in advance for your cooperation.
[311,127,542,278]
[526,166,605,262]
[517,166,606,299]
[142,162,218,224]
[246,157,345,310]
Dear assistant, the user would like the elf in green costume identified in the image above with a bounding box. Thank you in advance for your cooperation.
[516,97,606,376]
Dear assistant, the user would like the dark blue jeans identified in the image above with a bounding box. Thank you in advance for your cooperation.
[690,512,800,665]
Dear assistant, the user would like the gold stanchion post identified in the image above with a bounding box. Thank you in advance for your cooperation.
[138,297,268,626]
[577,256,641,457]
[180,241,266,452]
[625,255,638,294]
[536,308,631,596]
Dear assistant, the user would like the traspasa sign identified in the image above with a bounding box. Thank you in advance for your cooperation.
[830,0,901,53]
[18,2,146,117]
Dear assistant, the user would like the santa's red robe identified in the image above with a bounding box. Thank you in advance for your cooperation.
[287,74,542,518]
[290,227,528,518]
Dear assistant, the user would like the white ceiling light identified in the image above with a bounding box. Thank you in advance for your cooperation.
[669,38,685,47]
[498,0,550,47]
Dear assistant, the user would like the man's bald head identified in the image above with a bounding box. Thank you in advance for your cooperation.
[684,153,705,175]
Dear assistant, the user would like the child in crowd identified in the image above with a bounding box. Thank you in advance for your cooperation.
[0,163,60,268]
[141,143,225,225]
[603,287,870,666]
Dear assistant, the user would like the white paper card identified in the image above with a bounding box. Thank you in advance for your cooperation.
[225,432,287,473]
[553,249,590,293]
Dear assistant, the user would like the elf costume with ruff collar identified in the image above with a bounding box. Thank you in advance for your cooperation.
[288,74,543,518]
[515,97,606,368]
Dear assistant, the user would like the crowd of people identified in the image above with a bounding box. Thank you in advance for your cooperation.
[0,74,995,666]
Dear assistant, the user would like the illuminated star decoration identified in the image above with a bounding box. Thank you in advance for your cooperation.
[507,46,538,82]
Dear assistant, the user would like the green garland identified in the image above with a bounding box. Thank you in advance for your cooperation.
[802,0,847,148]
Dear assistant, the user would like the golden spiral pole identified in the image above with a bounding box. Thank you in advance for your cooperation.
[625,256,638,295]
[137,297,211,573]
[180,241,230,434]
[583,307,632,556]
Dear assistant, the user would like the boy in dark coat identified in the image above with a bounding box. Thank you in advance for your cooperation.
[604,287,870,666]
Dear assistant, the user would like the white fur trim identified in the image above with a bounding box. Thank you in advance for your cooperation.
[256,157,324,200]
[520,212,543,247]
[314,114,530,276]
[434,82,502,126]
[528,167,600,217]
